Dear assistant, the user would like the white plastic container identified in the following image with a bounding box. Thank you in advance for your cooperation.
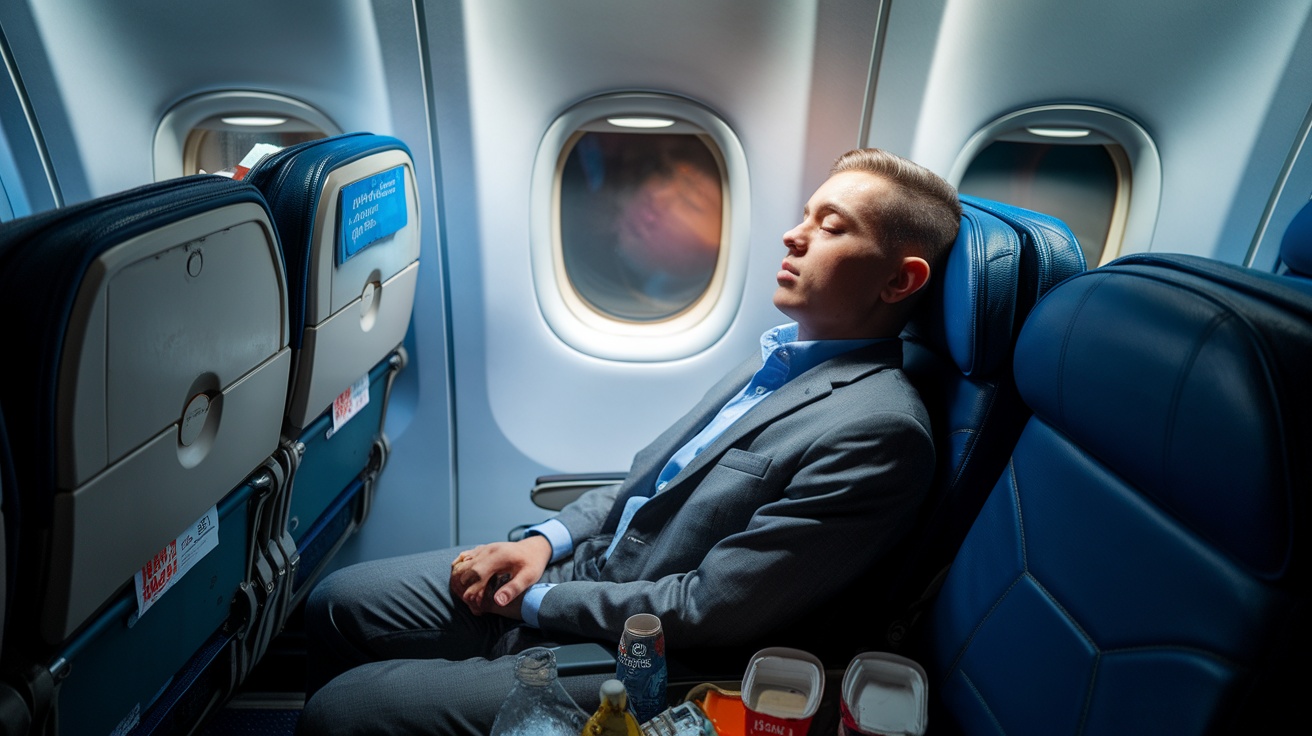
[741,647,825,736]
[838,652,928,736]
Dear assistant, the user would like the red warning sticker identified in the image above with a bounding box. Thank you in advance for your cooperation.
[133,505,220,617]
[330,374,371,437]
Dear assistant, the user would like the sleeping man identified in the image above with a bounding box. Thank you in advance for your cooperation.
[296,147,961,735]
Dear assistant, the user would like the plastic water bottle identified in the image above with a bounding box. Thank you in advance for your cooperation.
[581,679,642,736]
[489,647,589,736]
[616,613,668,724]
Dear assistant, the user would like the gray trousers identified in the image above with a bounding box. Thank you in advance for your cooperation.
[295,547,611,735]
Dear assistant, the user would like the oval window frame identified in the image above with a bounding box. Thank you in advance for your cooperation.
[153,90,341,181]
[948,105,1162,265]
[530,92,750,362]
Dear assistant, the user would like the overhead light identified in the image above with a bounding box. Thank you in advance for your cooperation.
[221,116,288,127]
[1026,126,1091,139]
[607,116,675,129]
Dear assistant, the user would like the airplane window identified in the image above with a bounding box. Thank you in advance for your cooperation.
[183,117,325,176]
[154,91,341,181]
[558,130,724,322]
[959,140,1125,267]
[948,106,1160,268]
[531,93,750,362]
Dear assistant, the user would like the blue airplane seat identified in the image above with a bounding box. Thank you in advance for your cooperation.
[243,132,419,612]
[925,253,1310,734]
[1279,197,1312,278]
[0,176,292,735]
[882,196,1086,647]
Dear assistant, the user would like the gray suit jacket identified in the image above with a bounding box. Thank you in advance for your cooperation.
[537,339,934,648]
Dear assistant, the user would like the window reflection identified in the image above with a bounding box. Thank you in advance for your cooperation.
[560,131,723,322]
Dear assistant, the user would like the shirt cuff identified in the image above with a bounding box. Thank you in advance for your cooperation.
[526,519,573,562]
[521,583,555,628]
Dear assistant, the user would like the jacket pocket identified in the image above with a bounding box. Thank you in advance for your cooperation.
[718,448,771,478]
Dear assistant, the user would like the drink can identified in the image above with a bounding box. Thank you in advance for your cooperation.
[741,647,824,736]
[617,613,667,724]
[837,652,927,736]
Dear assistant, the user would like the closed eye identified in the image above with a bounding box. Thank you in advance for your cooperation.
[821,215,847,234]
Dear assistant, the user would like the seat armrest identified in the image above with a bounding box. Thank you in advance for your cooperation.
[550,642,617,676]
[531,473,626,511]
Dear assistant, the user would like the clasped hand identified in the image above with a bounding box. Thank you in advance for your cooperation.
[449,535,552,620]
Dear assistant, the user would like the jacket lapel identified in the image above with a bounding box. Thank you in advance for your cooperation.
[643,339,903,506]
[603,354,762,525]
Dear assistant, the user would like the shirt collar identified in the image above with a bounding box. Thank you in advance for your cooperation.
[759,322,883,380]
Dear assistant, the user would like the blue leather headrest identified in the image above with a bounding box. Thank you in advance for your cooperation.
[1013,254,1312,577]
[1280,197,1312,277]
[959,194,1087,298]
[908,195,1084,378]
[907,205,1021,377]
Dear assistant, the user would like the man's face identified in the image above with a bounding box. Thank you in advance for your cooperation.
[773,171,906,341]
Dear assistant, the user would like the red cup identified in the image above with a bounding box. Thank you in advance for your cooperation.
[741,647,824,736]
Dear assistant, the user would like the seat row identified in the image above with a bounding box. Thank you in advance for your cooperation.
[0,132,420,736]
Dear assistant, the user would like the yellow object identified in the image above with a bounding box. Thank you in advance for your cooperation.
[583,679,642,736]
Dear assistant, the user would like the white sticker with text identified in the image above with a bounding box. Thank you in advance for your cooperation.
[133,505,220,618]
[330,373,370,436]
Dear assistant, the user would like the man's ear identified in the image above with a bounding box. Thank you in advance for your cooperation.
[881,256,931,304]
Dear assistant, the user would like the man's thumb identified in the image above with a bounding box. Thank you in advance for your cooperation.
[494,572,531,606]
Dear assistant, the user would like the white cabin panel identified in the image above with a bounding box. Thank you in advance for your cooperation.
[429,0,882,544]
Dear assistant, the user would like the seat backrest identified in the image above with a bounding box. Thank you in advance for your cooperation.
[243,131,420,433]
[0,176,291,734]
[243,132,419,611]
[886,196,1085,640]
[0,175,290,644]
[926,253,1311,734]
[1280,197,1312,278]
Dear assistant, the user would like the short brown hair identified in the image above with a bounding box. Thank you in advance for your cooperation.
[830,148,961,271]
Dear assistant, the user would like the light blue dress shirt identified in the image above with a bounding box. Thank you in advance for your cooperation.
[518,323,879,626]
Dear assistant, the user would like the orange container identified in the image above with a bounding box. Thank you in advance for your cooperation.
[687,683,746,736]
